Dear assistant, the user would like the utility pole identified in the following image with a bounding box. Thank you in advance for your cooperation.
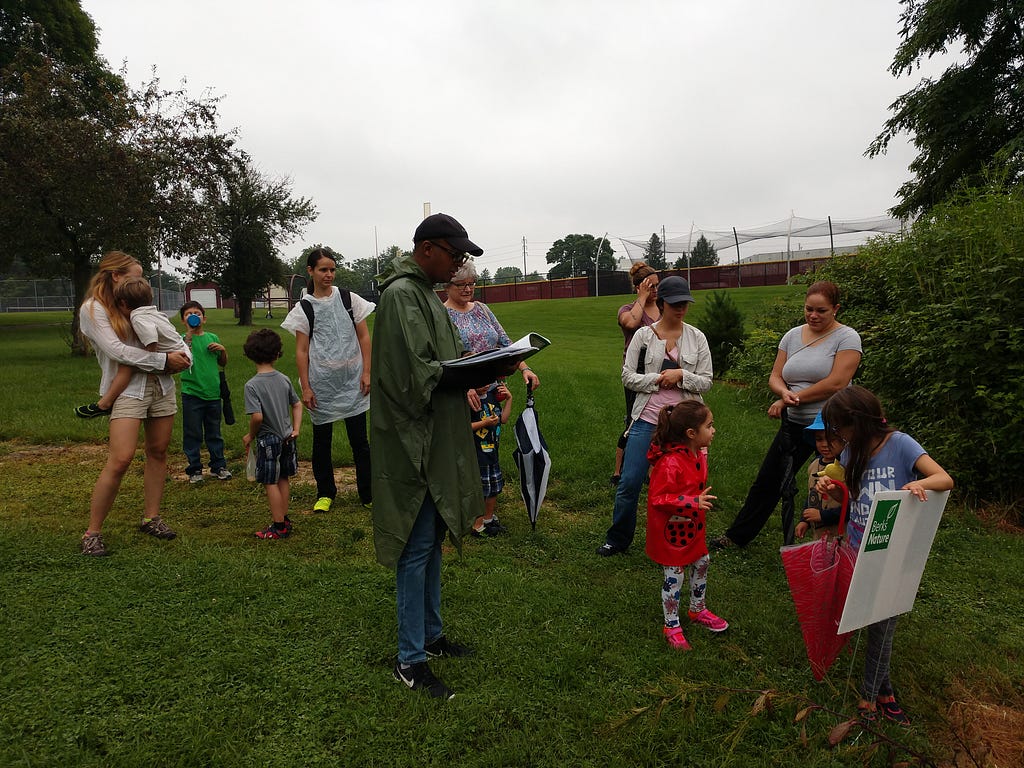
[522,236,528,277]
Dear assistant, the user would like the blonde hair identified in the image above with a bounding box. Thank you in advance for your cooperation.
[85,251,140,341]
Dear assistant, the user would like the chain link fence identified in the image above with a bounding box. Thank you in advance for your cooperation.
[0,278,183,313]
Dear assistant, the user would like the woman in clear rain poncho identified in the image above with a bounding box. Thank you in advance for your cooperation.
[281,248,374,511]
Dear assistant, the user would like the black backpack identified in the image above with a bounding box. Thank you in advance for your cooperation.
[300,288,355,335]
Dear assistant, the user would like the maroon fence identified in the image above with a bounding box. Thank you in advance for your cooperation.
[450,256,832,305]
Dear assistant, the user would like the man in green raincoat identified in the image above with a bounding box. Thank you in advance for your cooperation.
[371,213,515,700]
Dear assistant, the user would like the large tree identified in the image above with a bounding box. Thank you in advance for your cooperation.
[643,233,666,269]
[193,156,316,325]
[0,0,103,74]
[545,234,616,279]
[0,48,234,352]
[867,0,1024,218]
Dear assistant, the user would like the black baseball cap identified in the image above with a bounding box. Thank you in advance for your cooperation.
[413,213,483,256]
[658,275,695,304]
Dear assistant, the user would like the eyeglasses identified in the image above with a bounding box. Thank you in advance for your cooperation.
[427,240,468,267]
[450,282,476,290]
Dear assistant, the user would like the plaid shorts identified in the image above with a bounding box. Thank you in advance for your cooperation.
[254,433,297,485]
[479,461,504,499]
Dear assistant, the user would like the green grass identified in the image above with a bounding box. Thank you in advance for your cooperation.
[1,287,1021,767]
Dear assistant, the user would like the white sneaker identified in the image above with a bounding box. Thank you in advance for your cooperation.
[214,468,232,481]
[188,472,204,484]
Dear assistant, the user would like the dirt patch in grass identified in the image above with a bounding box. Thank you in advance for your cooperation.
[0,440,354,488]
[940,682,1024,767]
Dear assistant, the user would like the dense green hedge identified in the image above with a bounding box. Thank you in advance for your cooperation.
[730,182,1024,505]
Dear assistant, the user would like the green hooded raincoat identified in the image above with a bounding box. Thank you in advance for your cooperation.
[370,254,485,568]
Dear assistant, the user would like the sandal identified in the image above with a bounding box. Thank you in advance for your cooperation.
[75,402,112,419]
[876,695,911,726]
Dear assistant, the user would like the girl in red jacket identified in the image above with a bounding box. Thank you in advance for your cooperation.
[647,400,728,651]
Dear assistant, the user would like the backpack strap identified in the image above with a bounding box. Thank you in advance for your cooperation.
[338,287,355,327]
[301,289,356,336]
[300,297,315,336]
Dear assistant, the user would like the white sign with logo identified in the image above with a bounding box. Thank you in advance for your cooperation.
[837,490,950,634]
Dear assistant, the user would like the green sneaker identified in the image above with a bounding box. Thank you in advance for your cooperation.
[313,497,332,514]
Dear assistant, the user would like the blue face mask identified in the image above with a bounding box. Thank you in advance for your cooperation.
[186,314,201,328]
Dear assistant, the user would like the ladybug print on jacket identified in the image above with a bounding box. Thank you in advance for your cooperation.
[646,442,710,566]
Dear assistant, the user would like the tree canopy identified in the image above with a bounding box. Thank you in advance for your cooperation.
[0,0,102,73]
[493,266,523,284]
[192,155,316,325]
[0,48,234,351]
[867,0,1024,218]
[545,234,616,279]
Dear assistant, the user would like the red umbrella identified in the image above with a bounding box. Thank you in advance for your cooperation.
[780,480,855,681]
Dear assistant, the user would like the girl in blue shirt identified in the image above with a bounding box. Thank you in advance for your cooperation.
[817,386,953,725]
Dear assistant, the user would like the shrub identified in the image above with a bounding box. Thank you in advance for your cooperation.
[727,297,801,408]
[700,290,745,378]
[813,181,1024,504]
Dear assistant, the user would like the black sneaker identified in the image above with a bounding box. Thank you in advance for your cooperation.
[425,635,475,658]
[595,542,624,557]
[482,519,508,536]
[393,661,454,700]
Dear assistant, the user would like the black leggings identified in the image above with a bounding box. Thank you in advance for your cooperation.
[724,414,814,547]
[311,412,372,504]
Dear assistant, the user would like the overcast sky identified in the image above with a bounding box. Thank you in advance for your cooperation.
[82,0,949,275]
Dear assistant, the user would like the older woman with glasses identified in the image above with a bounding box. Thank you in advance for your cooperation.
[442,261,540,392]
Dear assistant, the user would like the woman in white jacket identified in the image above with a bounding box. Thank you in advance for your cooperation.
[596,276,713,557]
[78,251,192,556]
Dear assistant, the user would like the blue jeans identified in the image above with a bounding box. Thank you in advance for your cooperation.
[396,494,445,664]
[604,418,656,550]
[182,394,226,475]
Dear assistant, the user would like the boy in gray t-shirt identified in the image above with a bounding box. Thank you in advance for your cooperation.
[242,329,303,540]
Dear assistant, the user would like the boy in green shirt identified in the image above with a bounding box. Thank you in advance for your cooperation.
[180,301,231,483]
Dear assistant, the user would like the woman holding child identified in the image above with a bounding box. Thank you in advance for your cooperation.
[710,280,861,549]
[596,275,713,557]
[78,251,191,556]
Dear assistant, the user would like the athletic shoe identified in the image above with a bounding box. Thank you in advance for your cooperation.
[75,402,111,419]
[393,661,454,700]
[595,542,625,557]
[139,517,177,540]
[189,472,204,484]
[688,608,729,632]
[708,534,734,551]
[483,519,508,536]
[255,523,290,540]
[80,532,109,556]
[312,497,332,513]
[663,625,691,651]
[214,468,232,481]
[876,695,910,726]
[425,636,475,658]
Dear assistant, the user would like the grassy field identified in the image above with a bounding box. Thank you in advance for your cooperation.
[1,286,1022,767]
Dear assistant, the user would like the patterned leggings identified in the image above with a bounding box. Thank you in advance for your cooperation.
[661,555,710,628]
